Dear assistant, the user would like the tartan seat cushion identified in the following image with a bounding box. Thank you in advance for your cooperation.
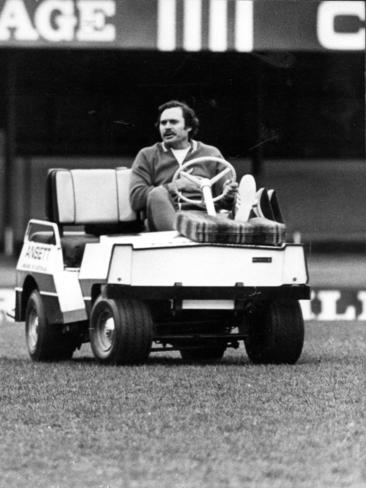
[176,211,286,245]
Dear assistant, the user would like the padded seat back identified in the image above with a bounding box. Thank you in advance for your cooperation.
[46,168,137,226]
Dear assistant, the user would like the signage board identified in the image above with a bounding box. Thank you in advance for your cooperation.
[0,0,363,51]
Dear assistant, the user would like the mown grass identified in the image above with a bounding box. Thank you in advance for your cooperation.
[1,321,365,488]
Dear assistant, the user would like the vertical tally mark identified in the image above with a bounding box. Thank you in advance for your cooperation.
[157,0,253,52]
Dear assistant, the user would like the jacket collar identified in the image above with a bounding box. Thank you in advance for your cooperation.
[161,140,197,153]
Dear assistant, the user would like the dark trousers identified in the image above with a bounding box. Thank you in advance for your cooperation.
[146,187,177,231]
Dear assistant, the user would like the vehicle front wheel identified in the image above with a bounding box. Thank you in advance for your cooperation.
[25,290,75,361]
[243,300,304,364]
[89,297,153,365]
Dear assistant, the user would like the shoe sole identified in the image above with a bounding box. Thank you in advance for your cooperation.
[268,189,284,223]
[235,174,257,222]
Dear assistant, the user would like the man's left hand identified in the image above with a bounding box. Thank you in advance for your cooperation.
[223,180,238,201]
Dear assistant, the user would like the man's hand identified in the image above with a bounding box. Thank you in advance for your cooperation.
[175,176,238,199]
[175,175,201,192]
[222,179,238,201]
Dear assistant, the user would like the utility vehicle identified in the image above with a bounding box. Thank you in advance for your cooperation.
[15,158,309,364]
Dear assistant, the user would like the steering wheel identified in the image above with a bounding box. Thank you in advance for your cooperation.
[172,156,236,216]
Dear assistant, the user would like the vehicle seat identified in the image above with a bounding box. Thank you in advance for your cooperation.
[45,168,142,266]
[176,211,286,246]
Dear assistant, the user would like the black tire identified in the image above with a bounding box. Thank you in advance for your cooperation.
[180,344,226,363]
[25,290,75,361]
[89,297,153,365]
[243,300,304,364]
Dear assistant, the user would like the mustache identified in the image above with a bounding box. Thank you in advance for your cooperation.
[164,130,175,135]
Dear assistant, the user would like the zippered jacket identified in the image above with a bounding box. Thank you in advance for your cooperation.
[129,140,234,212]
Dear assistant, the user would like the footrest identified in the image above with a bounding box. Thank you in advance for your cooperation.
[176,211,286,245]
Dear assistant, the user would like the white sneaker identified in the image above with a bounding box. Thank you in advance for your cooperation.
[234,174,257,222]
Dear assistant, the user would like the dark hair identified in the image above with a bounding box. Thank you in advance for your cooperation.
[156,100,199,138]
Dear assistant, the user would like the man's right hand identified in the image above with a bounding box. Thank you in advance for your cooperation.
[175,175,201,192]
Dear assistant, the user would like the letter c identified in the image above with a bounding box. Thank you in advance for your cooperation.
[317,1,365,50]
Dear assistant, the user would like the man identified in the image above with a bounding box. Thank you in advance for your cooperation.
[129,100,238,231]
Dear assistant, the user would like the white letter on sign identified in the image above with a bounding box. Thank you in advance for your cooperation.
[77,0,116,42]
[35,0,76,42]
[209,0,228,51]
[356,291,366,321]
[317,1,365,50]
[0,0,38,40]
[317,291,357,321]
[300,291,317,321]
[235,0,253,52]
[183,0,202,51]
[157,0,176,51]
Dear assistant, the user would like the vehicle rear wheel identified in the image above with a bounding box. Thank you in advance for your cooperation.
[180,343,226,362]
[89,297,153,365]
[243,300,304,364]
[25,290,75,361]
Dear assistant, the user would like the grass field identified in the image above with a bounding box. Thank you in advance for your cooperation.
[1,320,366,488]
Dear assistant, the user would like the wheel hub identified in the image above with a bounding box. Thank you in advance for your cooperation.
[97,314,115,352]
[27,310,39,354]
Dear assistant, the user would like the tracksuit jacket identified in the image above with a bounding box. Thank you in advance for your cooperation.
[129,140,233,212]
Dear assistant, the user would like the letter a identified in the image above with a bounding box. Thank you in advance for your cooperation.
[0,0,38,41]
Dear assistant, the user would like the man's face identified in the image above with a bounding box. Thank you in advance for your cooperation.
[159,107,191,149]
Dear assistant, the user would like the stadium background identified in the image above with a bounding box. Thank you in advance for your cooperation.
[0,0,364,253]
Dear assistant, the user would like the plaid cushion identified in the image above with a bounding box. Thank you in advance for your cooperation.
[176,211,286,245]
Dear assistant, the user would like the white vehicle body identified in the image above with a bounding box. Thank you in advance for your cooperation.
[16,221,308,318]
